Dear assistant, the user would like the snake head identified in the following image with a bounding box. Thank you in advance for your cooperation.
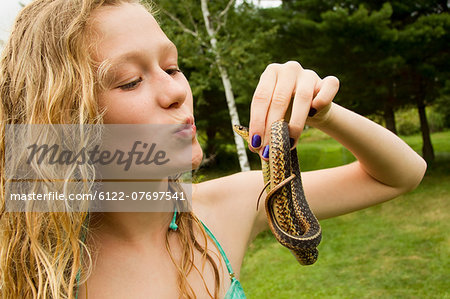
[233,124,250,141]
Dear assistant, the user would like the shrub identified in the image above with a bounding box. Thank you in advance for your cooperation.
[396,105,446,136]
[397,107,420,135]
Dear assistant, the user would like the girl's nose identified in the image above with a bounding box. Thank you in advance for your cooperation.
[154,70,187,109]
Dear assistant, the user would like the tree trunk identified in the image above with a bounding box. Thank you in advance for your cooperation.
[384,82,398,134]
[200,0,250,172]
[417,98,434,164]
[383,102,397,135]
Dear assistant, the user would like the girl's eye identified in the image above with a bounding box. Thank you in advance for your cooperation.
[166,68,181,76]
[118,77,142,90]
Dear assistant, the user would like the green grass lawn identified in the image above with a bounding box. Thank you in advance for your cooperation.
[237,130,449,298]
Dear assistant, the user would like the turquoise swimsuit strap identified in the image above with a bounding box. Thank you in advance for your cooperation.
[200,221,235,279]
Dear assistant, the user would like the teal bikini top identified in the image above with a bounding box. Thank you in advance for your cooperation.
[199,220,247,299]
[172,207,246,299]
[76,210,246,299]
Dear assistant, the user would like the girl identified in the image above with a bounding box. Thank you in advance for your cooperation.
[0,0,426,298]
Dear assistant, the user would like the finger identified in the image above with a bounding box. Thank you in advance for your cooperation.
[249,64,279,152]
[262,61,301,158]
[311,75,340,111]
[289,70,320,142]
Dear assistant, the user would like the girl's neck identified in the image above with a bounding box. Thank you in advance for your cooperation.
[90,211,173,246]
[89,179,174,246]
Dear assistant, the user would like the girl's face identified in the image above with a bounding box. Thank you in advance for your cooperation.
[90,2,203,168]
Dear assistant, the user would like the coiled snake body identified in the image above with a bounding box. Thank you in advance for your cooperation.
[234,120,322,265]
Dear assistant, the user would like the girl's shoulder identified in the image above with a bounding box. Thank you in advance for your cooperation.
[192,170,264,213]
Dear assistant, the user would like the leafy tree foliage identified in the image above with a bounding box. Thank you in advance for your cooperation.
[149,0,448,165]
[277,0,449,163]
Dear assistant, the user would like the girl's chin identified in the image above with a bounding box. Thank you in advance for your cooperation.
[191,142,203,170]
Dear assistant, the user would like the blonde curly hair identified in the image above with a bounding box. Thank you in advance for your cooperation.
[0,0,220,298]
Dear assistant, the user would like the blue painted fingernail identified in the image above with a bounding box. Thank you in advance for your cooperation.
[290,138,295,147]
[251,134,261,148]
[308,108,317,117]
[262,145,269,159]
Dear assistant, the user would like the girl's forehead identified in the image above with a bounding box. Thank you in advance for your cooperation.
[88,2,171,62]
[90,2,160,36]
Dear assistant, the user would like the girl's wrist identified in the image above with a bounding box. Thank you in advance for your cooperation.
[305,102,335,129]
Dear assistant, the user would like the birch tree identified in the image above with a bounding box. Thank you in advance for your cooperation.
[199,0,250,171]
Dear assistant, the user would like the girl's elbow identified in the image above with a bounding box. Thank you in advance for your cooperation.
[403,155,427,193]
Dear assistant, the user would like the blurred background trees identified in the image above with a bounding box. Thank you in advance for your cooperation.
[149,0,449,168]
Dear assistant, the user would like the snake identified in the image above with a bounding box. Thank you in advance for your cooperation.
[233,120,322,265]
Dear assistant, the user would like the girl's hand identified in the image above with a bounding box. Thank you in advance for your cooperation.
[248,61,339,159]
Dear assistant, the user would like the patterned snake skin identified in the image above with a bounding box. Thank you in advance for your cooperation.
[234,120,322,265]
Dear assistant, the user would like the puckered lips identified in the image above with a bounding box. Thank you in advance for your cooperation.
[172,116,196,139]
